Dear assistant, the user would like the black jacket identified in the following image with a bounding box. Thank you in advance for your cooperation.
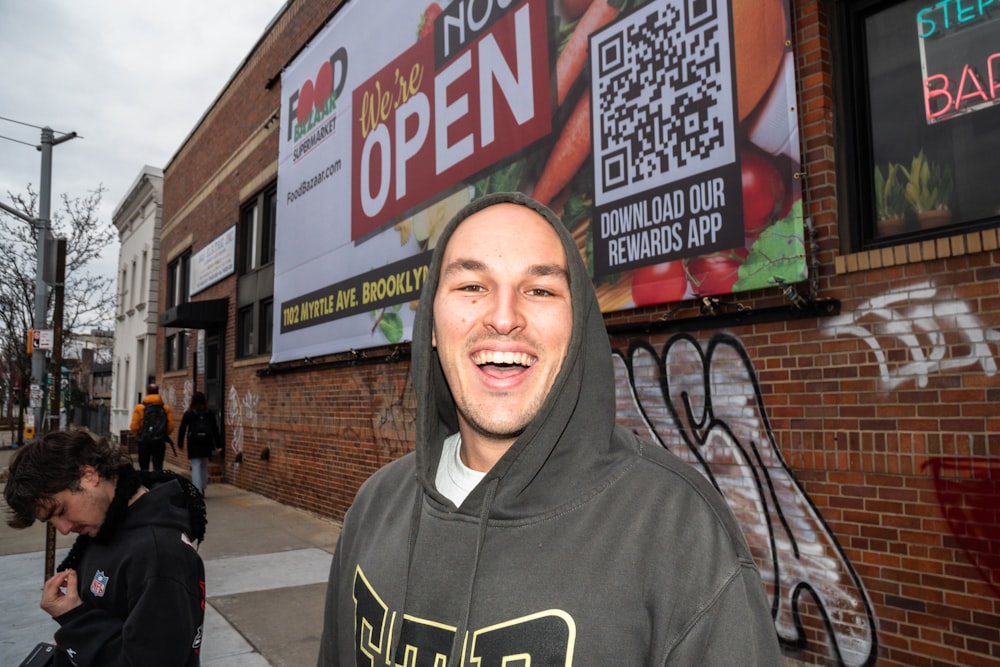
[53,479,206,666]
[178,408,222,459]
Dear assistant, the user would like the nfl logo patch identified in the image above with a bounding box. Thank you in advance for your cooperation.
[90,570,109,597]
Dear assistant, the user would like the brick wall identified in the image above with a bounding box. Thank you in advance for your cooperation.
[158,1,1000,664]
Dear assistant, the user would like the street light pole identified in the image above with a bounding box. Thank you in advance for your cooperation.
[31,126,77,437]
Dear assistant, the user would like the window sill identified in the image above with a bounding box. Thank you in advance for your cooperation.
[233,356,271,369]
[836,227,1000,275]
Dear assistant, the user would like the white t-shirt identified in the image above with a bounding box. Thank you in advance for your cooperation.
[434,433,486,506]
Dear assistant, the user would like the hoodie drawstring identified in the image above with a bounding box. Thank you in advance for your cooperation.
[447,475,499,665]
[387,483,425,660]
[393,475,500,665]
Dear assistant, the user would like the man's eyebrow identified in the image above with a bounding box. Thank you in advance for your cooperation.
[441,258,487,277]
[441,258,569,281]
[528,263,569,281]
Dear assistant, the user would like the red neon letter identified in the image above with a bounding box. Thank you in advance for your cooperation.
[989,52,1000,100]
[924,73,953,120]
[955,63,989,110]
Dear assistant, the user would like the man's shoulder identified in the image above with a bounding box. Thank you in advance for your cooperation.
[622,431,754,550]
[365,451,416,484]
[353,452,417,505]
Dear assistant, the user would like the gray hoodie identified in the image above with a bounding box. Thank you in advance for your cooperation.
[318,192,781,665]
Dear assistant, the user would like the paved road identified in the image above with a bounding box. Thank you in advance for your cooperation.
[0,440,342,667]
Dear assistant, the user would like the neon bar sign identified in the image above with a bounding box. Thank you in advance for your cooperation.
[918,0,1000,123]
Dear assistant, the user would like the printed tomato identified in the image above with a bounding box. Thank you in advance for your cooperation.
[685,247,749,296]
[630,261,688,306]
[741,146,785,241]
[418,2,442,40]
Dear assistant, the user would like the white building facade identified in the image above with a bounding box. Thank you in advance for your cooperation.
[110,166,163,442]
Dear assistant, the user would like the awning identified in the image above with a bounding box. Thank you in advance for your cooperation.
[159,298,228,329]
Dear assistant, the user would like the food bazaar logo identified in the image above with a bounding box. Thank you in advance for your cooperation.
[287,47,348,160]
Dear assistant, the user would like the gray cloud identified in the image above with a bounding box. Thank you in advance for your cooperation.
[0,0,284,304]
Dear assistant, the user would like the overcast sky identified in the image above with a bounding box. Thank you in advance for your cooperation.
[0,0,286,291]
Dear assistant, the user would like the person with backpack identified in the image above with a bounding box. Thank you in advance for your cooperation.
[129,383,175,472]
[177,391,222,495]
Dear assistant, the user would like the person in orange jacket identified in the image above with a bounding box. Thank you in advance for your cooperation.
[129,383,175,471]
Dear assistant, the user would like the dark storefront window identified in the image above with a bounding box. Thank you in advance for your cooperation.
[835,0,1000,249]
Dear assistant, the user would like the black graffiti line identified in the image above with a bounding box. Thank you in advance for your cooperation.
[613,332,879,667]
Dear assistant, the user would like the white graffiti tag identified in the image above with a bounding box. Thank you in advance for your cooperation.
[821,281,1000,390]
[225,385,259,466]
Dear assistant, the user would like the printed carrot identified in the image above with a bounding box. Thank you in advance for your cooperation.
[555,0,618,106]
[532,90,591,207]
[560,0,595,20]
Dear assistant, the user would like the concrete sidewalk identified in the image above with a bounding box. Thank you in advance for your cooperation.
[0,442,342,667]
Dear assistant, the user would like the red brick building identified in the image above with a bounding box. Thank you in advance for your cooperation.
[157,1,1000,664]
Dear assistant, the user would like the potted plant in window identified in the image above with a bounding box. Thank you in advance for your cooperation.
[901,149,953,229]
[874,162,907,234]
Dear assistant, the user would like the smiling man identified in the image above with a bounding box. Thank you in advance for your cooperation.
[318,192,781,665]
[4,429,207,666]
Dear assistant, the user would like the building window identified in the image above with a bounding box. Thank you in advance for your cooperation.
[166,331,189,372]
[130,259,137,309]
[140,250,148,301]
[259,298,273,356]
[237,184,276,359]
[165,334,175,371]
[237,305,255,357]
[834,0,1000,250]
[167,251,191,308]
[240,185,277,272]
[118,267,127,317]
[166,251,191,371]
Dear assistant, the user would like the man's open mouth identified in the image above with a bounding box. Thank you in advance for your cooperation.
[472,351,535,368]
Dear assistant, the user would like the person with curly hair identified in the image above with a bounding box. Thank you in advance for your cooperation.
[4,428,207,666]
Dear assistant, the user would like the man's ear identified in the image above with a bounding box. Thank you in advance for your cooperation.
[80,465,100,488]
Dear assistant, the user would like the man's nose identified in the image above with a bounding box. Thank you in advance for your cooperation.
[484,288,526,335]
[50,517,73,535]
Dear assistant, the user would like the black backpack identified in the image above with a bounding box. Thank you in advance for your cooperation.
[189,411,214,446]
[139,403,168,443]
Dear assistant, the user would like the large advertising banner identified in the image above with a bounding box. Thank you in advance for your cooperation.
[273,0,804,363]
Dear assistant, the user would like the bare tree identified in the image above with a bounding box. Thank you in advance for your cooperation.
[0,183,117,432]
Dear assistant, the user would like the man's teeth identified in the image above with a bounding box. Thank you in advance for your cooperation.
[472,351,535,367]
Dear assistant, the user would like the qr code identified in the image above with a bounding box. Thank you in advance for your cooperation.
[590,0,736,205]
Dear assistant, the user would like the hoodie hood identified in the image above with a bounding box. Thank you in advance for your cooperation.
[412,192,624,519]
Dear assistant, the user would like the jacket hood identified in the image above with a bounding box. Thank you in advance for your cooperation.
[123,479,202,537]
[412,192,624,519]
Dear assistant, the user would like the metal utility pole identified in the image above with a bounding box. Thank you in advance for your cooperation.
[30,127,77,438]
[44,238,66,581]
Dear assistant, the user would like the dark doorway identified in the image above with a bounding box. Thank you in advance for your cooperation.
[204,333,224,421]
